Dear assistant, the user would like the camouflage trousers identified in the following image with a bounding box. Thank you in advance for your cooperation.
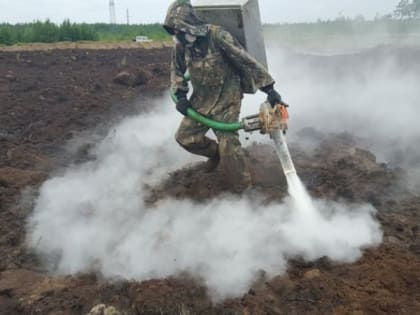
[175,103,252,191]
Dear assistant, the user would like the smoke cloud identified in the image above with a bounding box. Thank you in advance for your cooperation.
[262,45,420,191]
[27,99,382,300]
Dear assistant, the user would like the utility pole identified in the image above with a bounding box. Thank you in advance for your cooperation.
[109,0,116,24]
[126,8,130,25]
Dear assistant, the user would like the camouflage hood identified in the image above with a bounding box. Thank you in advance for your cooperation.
[163,0,208,36]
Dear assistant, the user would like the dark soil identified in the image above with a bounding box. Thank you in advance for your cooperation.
[0,45,419,315]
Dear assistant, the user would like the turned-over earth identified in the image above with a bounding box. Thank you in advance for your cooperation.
[0,41,419,314]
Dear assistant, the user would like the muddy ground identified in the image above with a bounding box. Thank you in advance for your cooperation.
[0,45,420,314]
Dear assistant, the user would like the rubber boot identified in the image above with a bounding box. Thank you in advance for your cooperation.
[221,154,252,193]
[203,150,220,173]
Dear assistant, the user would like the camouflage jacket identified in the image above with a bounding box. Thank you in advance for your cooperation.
[171,25,274,115]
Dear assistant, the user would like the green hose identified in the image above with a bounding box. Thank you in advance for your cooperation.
[170,89,243,132]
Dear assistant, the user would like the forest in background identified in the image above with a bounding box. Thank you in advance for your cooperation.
[0,21,168,46]
[1,0,420,46]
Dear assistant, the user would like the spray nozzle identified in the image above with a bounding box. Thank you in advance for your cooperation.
[241,101,290,135]
[277,104,289,135]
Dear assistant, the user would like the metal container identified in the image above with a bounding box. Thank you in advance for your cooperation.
[192,0,267,69]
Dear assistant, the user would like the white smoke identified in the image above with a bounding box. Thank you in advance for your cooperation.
[267,49,420,140]
[27,98,382,301]
[263,45,420,191]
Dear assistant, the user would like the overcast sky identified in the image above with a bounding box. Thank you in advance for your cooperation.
[1,0,400,24]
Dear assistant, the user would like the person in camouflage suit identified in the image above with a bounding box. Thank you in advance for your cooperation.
[163,0,284,192]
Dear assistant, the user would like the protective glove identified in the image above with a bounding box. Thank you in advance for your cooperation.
[261,84,285,108]
[175,92,191,116]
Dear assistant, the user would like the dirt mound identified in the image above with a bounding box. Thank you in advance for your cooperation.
[148,132,406,207]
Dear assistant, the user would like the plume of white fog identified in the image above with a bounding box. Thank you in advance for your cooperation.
[27,97,382,300]
[261,45,420,191]
[267,51,419,138]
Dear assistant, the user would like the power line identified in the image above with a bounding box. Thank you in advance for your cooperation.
[109,0,116,24]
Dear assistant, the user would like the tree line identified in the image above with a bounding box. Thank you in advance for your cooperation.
[395,0,420,18]
[265,16,420,40]
[0,21,170,46]
[0,20,98,45]
[1,1,419,46]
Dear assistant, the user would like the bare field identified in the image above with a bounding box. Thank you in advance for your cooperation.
[0,45,419,314]
[0,41,173,52]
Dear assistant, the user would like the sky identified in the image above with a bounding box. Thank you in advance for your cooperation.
[0,0,400,24]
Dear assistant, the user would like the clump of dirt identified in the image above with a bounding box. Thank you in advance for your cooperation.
[0,45,420,315]
[113,69,152,87]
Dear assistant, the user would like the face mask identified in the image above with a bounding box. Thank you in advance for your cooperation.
[185,33,197,43]
[175,32,196,45]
